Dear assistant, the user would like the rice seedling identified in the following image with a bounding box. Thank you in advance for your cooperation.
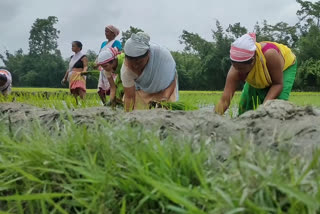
[0,88,319,114]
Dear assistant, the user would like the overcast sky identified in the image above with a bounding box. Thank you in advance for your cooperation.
[0,0,314,61]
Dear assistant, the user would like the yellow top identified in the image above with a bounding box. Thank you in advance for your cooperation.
[245,42,296,89]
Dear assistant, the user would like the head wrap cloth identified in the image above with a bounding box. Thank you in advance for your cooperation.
[230,33,257,62]
[97,47,120,65]
[124,32,150,57]
[106,25,120,37]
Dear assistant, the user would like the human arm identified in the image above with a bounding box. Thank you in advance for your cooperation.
[161,76,176,101]
[215,66,240,114]
[121,62,137,112]
[104,70,117,103]
[81,56,89,75]
[61,70,69,84]
[124,86,136,112]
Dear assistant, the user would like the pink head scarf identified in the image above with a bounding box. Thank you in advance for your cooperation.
[230,33,257,62]
[97,47,120,65]
[106,25,120,37]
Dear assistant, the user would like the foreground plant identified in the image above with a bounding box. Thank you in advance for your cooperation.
[0,116,319,213]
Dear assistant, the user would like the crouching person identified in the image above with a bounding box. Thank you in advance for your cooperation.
[0,69,12,96]
[96,47,125,107]
[121,32,179,111]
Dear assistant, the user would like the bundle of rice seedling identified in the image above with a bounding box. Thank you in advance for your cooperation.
[86,69,100,76]
[149,101,198,111]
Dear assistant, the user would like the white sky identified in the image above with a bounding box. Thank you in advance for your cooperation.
[0,0,314,61]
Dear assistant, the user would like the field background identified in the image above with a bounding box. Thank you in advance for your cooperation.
[0,88,319,110]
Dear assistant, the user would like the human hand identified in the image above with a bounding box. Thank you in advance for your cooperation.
[213,106,223,115]
[105,99,116,107]
[61,79,66,85]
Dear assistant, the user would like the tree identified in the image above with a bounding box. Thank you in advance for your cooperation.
[18,54,66,87]
[29,16,60,55]
[296,0,320,28]
[226,22,248,40]
[0,49,25,85]
[179,21,233,90]
[254,20,274,42]
[85,50,99,89]
[86,50,98,62]
[179,29,215,89]
[171,51,202,90]
[270,22,298,48]
[297,24,320,62]
[121,26,144,47]
[0,16,66,87]
[254,20,298,48]
[295,58,320,90]
[0,49,66,87]
[180,30,213,56]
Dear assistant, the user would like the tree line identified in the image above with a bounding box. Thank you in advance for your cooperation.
[1,0,320,91]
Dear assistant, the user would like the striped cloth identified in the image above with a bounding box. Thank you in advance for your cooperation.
[230,33,256,62]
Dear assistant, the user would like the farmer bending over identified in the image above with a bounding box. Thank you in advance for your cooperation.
[215,33,297,115]
[96,47,125,107]
[121,32,179,111]
[0,69,12,96]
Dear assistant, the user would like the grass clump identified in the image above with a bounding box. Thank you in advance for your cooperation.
[0,117,319,213]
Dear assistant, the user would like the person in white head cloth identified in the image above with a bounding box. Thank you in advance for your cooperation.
[215,33,297,115]
[97,47,125,106]
[96,25,122,105]
[0,69,12,96]
[121,32,179,111]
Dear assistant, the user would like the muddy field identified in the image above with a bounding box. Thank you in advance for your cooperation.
[1,100,319,157]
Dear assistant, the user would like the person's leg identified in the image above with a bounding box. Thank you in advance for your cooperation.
[71,90,79,105]
[277,61,298,100]
[78,89,86,100]
[238,82,269,115]
[134,90,150,110]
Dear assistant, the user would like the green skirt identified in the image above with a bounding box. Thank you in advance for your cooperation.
[238,61,297,115]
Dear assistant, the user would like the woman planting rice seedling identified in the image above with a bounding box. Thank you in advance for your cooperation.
[215,33,297,115]
[61,41,88,105]
[96,47,125,107]
[0,69,12,96]
[121,32,179,111]
[96,25,122,106]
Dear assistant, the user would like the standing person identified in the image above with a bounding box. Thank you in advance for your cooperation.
[215,33,297,115]
[121,32,179,112]
[96,47,125,107]
[61,41,88,104]
[0,69,12,96]
[97,25,122,105]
